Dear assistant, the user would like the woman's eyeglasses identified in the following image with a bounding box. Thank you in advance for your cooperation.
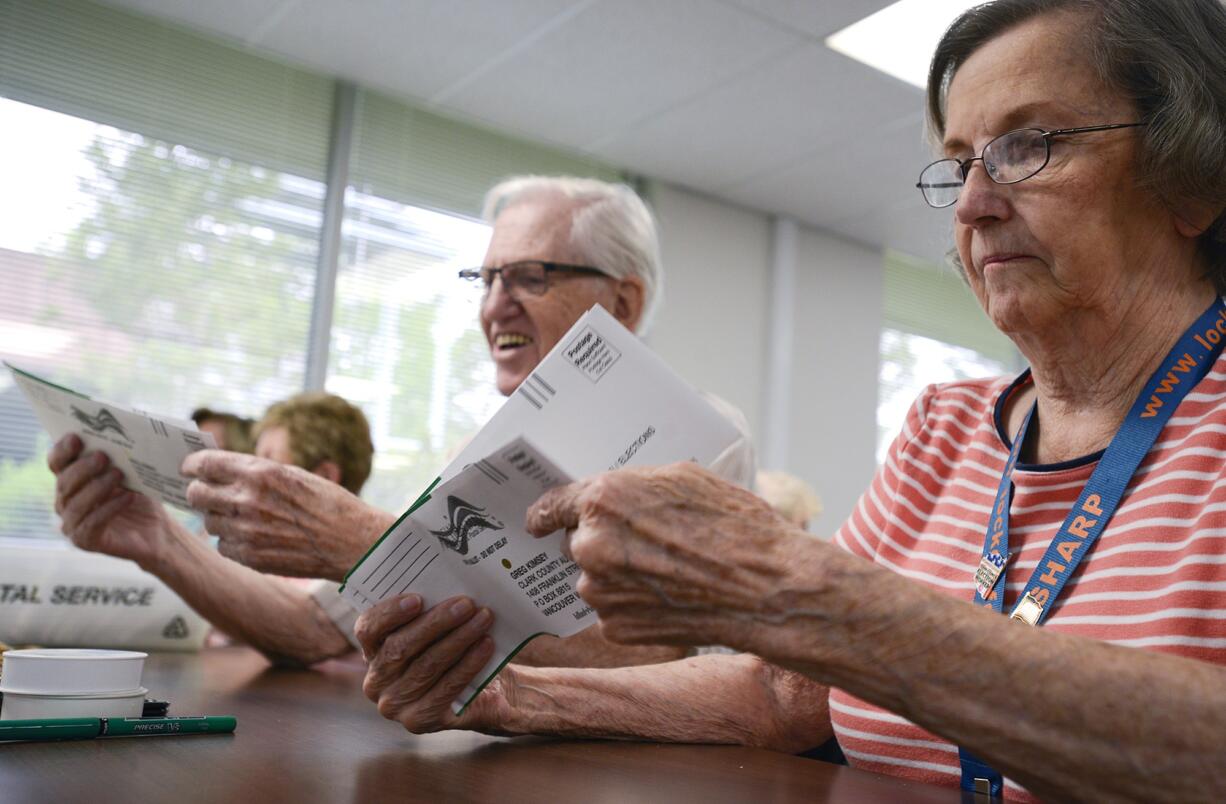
[916,122,1144,208]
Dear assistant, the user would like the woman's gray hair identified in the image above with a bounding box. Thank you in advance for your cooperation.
[482,175,663,333]
[926,0,1226,289]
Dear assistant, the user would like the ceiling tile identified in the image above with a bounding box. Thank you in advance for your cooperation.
[433,0,804,148]
[259,0,583,100]
[719,0,899,38]
[589,42,923,191]
[727,112,928,214]
[722,112,944,254]
[101,0,583,100]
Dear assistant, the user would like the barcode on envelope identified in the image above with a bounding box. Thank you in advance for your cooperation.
[516,371,556,410]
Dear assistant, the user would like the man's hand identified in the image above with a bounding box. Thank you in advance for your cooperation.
[525,462,809,651]
[355,593,512,734]
[181,450,394,581]
[49,434,176,569]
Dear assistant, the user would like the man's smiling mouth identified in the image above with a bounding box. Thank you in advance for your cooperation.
[494,333,534,352]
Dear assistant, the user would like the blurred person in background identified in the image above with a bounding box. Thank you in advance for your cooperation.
[755,470,822,530]
[190,407,255,454]
[251,393,372,494]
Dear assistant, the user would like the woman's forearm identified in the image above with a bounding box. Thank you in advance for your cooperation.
[143,523,352,666]
[749,546,1226,801]
[498,652,832,753]
[513,627,685,668]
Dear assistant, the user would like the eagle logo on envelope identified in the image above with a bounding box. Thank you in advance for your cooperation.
[70,405,130,440]
[429,496,505,556]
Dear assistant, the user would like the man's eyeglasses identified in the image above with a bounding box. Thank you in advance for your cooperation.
[916,122,1144,209]
[458,261,609,299]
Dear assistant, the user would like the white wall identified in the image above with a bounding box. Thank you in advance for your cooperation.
[648,181,884,533]
[786,227,883,532]
[648,182,771,442]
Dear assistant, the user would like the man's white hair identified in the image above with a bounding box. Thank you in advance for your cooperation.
[482,175,663,334]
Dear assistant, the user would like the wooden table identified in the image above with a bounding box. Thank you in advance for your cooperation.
[1,647,956,803]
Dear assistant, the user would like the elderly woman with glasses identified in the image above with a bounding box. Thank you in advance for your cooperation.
[357,0,1226,799]
[46,176,756,669]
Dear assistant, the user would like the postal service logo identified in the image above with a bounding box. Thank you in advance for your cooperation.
[429,496,504,556]
[70,405,130,440]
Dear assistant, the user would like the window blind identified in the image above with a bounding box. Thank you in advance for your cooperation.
[0,0,332,180]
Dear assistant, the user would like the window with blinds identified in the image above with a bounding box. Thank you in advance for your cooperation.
[877,249,1021,462]
[0,0,622,532]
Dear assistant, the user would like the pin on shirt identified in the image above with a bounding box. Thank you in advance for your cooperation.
[974,550,1010,600]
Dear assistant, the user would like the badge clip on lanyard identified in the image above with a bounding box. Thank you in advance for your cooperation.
[959,298,1226,799]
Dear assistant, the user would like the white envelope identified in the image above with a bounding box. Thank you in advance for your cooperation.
[340,305,742,711]
[7,363,216,510]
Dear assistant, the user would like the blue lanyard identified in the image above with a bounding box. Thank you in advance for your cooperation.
[959,297,1226,798]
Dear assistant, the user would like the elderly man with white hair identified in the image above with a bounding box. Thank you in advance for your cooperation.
[474,176,666,396]
[46,175,755,669]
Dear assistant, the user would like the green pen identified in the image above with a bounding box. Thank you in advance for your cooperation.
[0,716,237,742]
[0,717,98,742]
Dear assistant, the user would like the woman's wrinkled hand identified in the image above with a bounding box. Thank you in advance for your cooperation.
[48,434,174,569]
[355,594,514,734]
[181,450,394,581]
[525,462,806,651]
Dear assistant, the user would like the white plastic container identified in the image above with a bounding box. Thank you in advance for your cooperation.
[0,649,147,695]
[0,687,147,720]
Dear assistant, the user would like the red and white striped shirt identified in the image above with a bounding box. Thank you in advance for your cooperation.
[831,362,1226,799]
